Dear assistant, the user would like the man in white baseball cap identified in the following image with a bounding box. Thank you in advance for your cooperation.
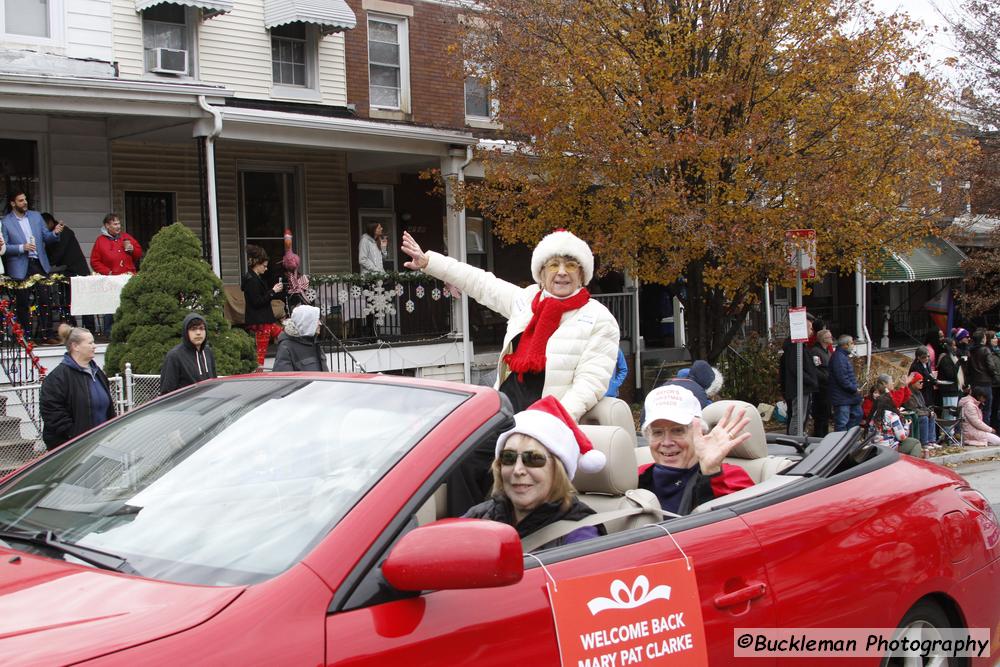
[638,385,754,515]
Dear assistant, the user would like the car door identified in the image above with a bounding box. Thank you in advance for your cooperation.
[323,510,778,666]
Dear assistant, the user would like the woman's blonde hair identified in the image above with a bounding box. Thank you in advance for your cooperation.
[59,323,91,351]
[490,439,577,511]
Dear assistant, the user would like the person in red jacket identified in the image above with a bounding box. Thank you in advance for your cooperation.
[90,213,142,276]
[638,385,754,515]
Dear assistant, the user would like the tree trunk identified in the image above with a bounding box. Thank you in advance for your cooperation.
[681,261,755,364]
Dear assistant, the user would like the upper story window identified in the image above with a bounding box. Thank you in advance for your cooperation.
[368,15,409,112]
[143,4,193,76]
[465,75,489,119]
[6,0,50,37]
[271,23,314,88]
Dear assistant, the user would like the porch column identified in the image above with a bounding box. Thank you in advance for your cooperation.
[855,263,866,344]
[441,148,473,383]
[195,97,223,277]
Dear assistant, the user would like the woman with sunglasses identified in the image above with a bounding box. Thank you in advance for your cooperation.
[401,229,619,420]
[464,396,608,551]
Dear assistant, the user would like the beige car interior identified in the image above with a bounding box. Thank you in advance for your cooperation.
[414,397,802,531]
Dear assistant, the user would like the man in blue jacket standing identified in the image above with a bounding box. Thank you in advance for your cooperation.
[829,334,863,431]
[2,190,62,339]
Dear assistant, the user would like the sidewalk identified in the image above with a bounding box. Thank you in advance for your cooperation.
[928,446,1000,466]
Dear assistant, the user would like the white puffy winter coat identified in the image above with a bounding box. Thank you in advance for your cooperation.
[423,252,620,419]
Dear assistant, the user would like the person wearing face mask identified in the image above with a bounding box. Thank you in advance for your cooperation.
[159,313,218,395]
[401,229,619,419]
[463,396,607,551]
[637,385,754,515]
[273,304,329,372]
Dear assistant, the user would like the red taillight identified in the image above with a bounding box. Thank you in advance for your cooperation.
[958,486,994,516]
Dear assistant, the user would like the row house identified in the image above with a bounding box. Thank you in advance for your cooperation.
[0,0,531,380]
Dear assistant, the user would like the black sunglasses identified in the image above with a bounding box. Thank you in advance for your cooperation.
[499,449,549,468]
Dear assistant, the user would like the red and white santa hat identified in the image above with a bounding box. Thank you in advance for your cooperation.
[495,395,606,480]
[530,229,595,286]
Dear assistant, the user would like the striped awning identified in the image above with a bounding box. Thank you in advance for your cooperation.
[868,236,967,283]
[135,0,234,18]
[264,0,357,35]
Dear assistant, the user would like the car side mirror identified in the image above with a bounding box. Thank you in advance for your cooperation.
[382,518,523,591]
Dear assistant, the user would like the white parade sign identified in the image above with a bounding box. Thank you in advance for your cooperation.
[70,275,132,316]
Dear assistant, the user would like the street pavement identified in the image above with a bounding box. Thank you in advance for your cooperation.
[951,457,1000,517]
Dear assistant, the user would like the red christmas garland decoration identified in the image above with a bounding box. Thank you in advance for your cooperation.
[0,299,46,378]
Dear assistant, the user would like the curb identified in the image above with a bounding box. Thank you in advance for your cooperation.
[929,446,1000,466]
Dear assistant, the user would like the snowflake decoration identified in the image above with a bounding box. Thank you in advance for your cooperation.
[350,285,362,300]
[362,281,397,326]
[431,288,441,301]
[415,285,425,299]
[395,283,404,296]
[405,299,415,313]
[338,289,349,304]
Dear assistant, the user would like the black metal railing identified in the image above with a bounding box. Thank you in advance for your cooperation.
[0,297,46,386]
[311,275,453,346]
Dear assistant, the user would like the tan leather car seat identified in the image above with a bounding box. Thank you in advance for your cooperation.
[580,397,638,445]
[574,424,662,533]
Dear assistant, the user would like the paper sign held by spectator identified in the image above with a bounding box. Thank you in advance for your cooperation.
[70,275,132,315]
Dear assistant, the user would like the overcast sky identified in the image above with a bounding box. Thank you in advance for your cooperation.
[869,0,963,84]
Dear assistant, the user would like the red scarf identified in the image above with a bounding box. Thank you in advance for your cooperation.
[504,288,591,379]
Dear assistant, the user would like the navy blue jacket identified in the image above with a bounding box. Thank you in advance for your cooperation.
[828,347,861,406]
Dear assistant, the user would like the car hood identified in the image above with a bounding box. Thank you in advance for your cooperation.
[0,548,244,666]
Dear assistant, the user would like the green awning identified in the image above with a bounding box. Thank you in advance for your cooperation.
[869,236,967,283]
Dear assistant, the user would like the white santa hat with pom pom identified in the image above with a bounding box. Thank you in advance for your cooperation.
[495,395,606,480]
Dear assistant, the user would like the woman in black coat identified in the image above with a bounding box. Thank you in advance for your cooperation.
[39,326,115,450]
[241,244,284,367]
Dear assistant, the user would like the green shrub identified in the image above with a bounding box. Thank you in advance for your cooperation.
[718,332,782,406]
[104,223,257,375]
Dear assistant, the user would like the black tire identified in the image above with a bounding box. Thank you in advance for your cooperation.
[881,600,968,667]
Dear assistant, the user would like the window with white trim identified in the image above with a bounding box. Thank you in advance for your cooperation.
[368,15,409,111]
[465,73,490,119]
[271,23,312,87]
[142,4,194,76]
[4,0,50,37]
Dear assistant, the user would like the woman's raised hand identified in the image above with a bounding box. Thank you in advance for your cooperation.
[401,231,429,270]
[692,405,751,476]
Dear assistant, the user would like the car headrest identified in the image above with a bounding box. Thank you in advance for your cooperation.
[580,397,637,445]
[573,425,638,495]
[701,400,767,460]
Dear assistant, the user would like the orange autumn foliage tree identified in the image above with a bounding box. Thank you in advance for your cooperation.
[459,0,970,361]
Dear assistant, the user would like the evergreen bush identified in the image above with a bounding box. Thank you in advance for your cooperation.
[104,223,257,376]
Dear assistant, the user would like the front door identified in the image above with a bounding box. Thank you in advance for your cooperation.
[240,169,300,279]
[124,191,175,255]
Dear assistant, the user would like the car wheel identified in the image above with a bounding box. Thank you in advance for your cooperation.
[881,600,968,667]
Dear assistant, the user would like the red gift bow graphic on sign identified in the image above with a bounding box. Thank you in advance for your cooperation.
[586,575,672,615]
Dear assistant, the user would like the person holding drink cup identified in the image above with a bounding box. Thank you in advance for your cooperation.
[90,213,144,336]
[90,213,143,276]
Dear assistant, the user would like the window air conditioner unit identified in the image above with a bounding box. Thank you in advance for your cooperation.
[149,47,188,74]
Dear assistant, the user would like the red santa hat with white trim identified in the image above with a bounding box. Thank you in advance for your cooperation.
[495,395,606,480]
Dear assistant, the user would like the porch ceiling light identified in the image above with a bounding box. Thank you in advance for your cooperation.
[264,0,357,35]
[134,0,234,19]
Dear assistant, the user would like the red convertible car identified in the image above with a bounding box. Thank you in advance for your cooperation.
[0,374,996,666]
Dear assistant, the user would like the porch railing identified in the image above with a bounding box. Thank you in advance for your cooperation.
[593,291,636,343]
[311,275,453,345]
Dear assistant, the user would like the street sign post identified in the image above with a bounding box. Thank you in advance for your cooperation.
[785,230,817,437]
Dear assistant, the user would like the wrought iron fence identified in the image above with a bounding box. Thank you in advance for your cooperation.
[310,276,453,345]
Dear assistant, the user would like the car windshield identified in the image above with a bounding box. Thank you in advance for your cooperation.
[0,378,466,586]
